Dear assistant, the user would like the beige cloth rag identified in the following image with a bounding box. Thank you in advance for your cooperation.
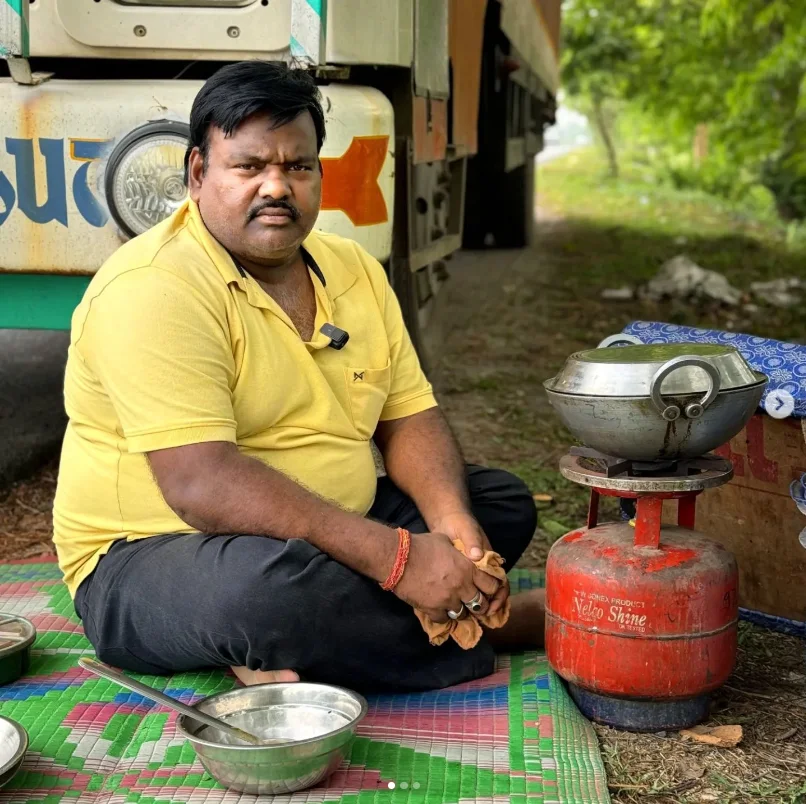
[414,539,511,649]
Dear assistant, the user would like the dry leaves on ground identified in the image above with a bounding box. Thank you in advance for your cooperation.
[680,724,743,748]
[0,460,57,561]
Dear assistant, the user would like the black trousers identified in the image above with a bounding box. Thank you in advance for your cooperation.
[74,465,536,693]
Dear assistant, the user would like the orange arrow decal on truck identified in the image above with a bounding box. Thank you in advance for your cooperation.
[321,135,389,226]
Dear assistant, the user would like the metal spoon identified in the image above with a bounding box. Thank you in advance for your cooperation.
[79,657,265,746]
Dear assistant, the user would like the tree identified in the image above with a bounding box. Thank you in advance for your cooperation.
[561,0,639,177]
[702,0,806,218]
[561,0,806,219]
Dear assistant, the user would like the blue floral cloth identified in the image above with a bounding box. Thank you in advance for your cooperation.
[621,321,806,418]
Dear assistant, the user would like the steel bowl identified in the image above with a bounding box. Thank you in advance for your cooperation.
[547,343,760,398]
[544,338,768,460]
[0,716,28,789]
[0,615,36,687]
[177,682,368,795]
[544,381,766,460]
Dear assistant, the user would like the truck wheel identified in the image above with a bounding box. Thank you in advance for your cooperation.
[463,107,536,250]
[462,0,537,250]
[504,156,536,249]
[388,256,439,373]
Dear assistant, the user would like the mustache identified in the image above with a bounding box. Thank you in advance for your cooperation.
[247,199,300,223]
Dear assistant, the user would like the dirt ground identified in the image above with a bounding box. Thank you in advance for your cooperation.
[1,211,805,802]
[431,215,806,804]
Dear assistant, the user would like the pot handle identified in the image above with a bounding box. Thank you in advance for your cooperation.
[597,333,643,348]
[650,356,721,421]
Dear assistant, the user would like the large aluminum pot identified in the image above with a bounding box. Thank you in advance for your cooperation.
[544,338,768,461]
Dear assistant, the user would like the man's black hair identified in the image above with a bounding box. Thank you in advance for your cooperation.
[184,60,326,184]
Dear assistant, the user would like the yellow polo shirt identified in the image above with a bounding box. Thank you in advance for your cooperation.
[53,200,437,597]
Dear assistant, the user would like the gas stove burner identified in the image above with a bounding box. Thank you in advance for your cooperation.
[569,447,731,478]
[562,448,734,493]
[633,460,676,474]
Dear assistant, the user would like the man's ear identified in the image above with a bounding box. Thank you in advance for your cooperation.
[187,147,204,201]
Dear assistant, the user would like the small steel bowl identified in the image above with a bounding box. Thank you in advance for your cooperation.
[177,682,367,795]
[0,716,28,788]
[0,615,36,687]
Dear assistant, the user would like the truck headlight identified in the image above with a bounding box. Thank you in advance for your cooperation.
[102,120,190,238]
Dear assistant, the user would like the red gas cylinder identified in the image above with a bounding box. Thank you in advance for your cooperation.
[545,456,739,731]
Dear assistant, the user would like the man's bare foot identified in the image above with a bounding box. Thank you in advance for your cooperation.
[484,588,545,651]
[232,667,300,686]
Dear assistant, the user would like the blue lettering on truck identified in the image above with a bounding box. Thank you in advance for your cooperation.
[0,137,111,228]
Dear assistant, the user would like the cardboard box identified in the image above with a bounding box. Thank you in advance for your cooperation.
[692,414,806,623]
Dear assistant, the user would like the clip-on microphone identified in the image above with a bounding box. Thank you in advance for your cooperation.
[320,323,350,350]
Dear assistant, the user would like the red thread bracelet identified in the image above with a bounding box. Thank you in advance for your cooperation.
[381,528,411,591]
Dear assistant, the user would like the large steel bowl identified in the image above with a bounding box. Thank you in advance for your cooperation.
[177,682,367,795]
[544,338,768,460]
[544,380,766,460]
[550,343,760,397]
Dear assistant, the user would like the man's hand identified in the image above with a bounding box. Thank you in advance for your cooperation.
[393,532,500,622]
[428,512,510,617]
[375,410,510,616]
[429,511,490,558]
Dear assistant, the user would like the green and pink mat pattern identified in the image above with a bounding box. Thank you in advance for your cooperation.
[0,559,610,803]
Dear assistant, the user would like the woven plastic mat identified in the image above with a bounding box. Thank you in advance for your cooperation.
[0,560,610,803]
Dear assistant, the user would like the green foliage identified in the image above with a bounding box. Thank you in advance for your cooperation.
[536,147,803,271]
[657,146,756,201]
[760,119,806,219]
[561,0,806,219]
[786,219,806,249]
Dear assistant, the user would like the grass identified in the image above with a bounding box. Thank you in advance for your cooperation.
[538,148,787,238]
[538,149,806,344]
[507,461,592,542]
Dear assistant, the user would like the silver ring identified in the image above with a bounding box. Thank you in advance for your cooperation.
[464,591,484,613]
[447,604,465,620]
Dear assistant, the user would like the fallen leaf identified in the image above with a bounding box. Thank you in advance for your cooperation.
[679,724,742,748]
[775,726,798,742]
[699,793,719,802]
[681,762,705,780]
[532,493,553,503]
[670,779,699,794]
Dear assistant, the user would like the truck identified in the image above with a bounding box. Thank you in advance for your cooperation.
[0,0,560,366]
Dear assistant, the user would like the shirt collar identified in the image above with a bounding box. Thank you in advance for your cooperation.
[185,199,246,289]
[231,246,326,288]
[184,199,358,301]
[301,230,358,302]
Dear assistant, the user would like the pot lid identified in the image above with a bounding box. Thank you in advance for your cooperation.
[548,342,764,397]
[0,615,35,660]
